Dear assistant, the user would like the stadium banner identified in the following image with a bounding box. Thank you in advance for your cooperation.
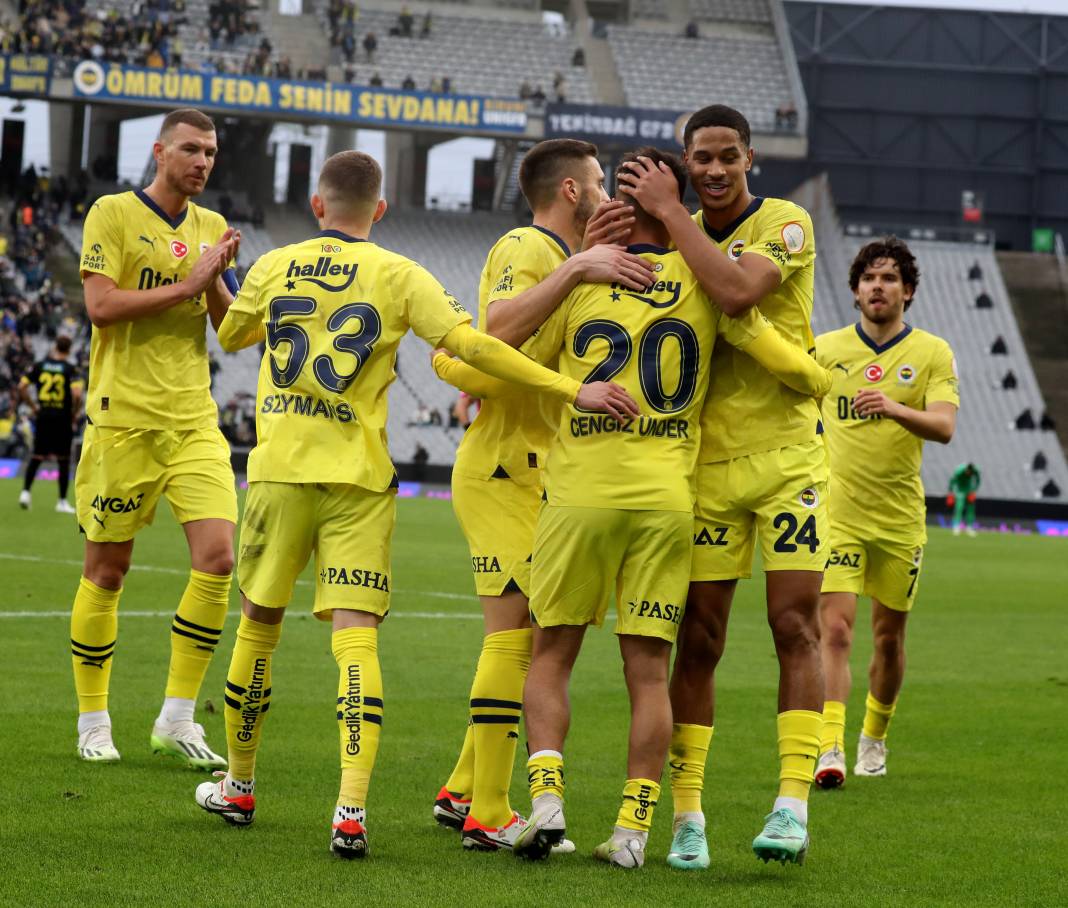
[71,61,527,135]
[544,102,691,150]
[0,55,53,95]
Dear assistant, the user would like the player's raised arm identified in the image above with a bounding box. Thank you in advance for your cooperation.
[482,142,654,348]
[617,157,779,316]
[84,229,237,328]
[431,349,510,400]
[203,228,242,331]
[721,310,833,398]
[217,255,269,351]
[439,323,638,421]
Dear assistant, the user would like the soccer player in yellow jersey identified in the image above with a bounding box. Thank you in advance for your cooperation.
[191,150,637,858]
[72,108,241,767]
[431,139,655,850]
[619,105,828,867]
[813,237,958,788]
[461,147,830,868]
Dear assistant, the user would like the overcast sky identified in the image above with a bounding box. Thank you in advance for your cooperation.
[813,0,1068,13]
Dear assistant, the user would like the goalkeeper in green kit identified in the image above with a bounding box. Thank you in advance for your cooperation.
[947,463,980,536]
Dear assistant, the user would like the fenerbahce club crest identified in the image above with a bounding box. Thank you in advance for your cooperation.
[799,487,819,508]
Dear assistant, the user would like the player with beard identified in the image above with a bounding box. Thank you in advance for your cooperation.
[430,139,656,850]
[69,108,240,768]
[618,105,827,867]
[814,237,958,787]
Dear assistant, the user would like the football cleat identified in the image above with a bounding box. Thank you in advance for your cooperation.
[854,734,888,777]
[433,786,471,830]
[513,796,565,860]
[753,808,809,865]
[77,725,120,763]
[666,820,709,870]
[195,772,255,826]
[18,489,30,509]
[462,812,528,851]
[151,719,227,770]
[55,499,76,514]
[331,819,369,859]
[814,748,846,790]
[594,833,646,869]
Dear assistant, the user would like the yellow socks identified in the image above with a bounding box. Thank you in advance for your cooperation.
[862,692,897,741]
[223,614,282,780]
[669,723,713,816]
[444,725,475,799]
[617,778,661,834]
[777,709,822,801]
[819,700,847,755]
[71,577,121,715]
[527,750,565,802]
[469,628,532,828]
[165,569,231,701]
[334,627,384,811]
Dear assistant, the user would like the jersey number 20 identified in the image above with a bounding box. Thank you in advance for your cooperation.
[574,317,699,413]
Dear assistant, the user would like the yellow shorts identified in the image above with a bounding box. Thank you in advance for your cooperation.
[530,504,692,643]
[75,424,237,543]
[452,472,540,597]
[691,438,829,581]
[238,481,395,620]
[821,532,924,612]
[238,478,397,619]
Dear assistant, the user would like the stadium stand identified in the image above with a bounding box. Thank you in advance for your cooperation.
[688,0,771,25]
[606,24,797,131]
[311,1,595,100]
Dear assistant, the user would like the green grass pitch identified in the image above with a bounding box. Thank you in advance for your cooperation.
[1,487,1066,906]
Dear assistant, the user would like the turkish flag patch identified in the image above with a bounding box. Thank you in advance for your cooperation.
[864,364,884,382]
[170,240,189,258]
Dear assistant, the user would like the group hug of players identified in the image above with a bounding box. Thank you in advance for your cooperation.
[58,103,959,867]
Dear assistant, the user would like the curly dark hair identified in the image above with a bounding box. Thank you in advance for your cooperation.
[848,235,920,311]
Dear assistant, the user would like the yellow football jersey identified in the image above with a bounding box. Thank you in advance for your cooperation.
[79,190,231,429]
[219,229,471,490]
[452,225,570,486]
[694,197,821,462]
[815,323,959,546]
[536,244,767,512]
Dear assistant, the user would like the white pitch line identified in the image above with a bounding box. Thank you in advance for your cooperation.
[0,609,481,620]
[0,551,473,603]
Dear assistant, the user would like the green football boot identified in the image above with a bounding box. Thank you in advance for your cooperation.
[752,808,809,865]
[666,820,709,870]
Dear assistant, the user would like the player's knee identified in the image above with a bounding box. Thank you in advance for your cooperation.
[768,607,820,653]
[822,614,852,652]
[85,559,130,590]
[195,545,235,576]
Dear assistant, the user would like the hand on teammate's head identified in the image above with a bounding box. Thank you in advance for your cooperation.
[616,156,684,221]
[582,200,636,250]
[575,244,655,291]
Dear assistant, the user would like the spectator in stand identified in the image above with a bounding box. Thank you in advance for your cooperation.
[363,30,377,61]
[341,28,356,63]
[519,80,532,99]
[397,5,414,37]
[370,71,383,86]
[553,71,566,102]
[684,20,699,38]
[441,75,451,94]
[531,84,547,103]
[402,74,416,90]
[429,76,442,93]
[413,442,429,481]
[572,46,585,67]
[420,10,432,38]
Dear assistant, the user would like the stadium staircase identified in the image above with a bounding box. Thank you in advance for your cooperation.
[997,252,1068,459]
[262,3,333,78]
